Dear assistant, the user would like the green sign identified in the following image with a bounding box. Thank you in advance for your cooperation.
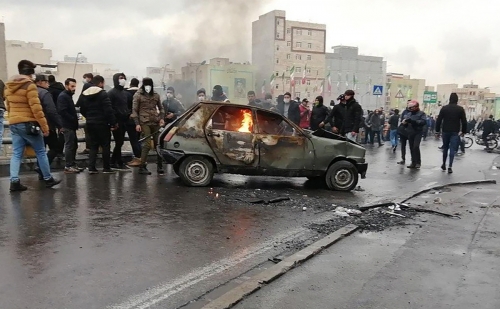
[423,91,438,104]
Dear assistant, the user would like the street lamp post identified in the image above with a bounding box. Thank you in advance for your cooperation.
[72,52,82,78]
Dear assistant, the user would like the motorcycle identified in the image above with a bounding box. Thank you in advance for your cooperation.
[472,133,498,149]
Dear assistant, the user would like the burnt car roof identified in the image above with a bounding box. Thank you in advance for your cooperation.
[195,101,277,112]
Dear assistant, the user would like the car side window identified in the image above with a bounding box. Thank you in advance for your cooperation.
[207,106,254,133]
[256,110,296,136]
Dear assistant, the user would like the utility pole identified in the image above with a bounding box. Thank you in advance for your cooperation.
[72,52,82,78]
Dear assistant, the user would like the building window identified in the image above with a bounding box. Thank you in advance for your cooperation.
[307,92,311,97]
[295,54,302,60]
[308,43,312,49]
[296,42,302,48]
[276,45,280,51]
[276,33,280,39]
[286,54,291,59]
[307,80,311,85]
[296,29,302,35]
[286,66,290,71]
[276,84,279,89]
[296,67,302,73]
[306,68,311,74]
[287,41,291,47]
[276,19,280,25]
[286,79,290,85]
[276,71,279,76]
[276,58,279,64]
[308,30,312,36]
[307,55,311,61]
[295,92,301,98]
[286,28,291,34]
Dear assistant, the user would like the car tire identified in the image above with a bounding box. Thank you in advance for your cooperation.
[325,161,358,192]
[179,155,214,187]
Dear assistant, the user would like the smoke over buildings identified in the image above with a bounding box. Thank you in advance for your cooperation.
[158,0,266,69]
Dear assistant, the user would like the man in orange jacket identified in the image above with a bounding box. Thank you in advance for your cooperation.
[4,60,61,191]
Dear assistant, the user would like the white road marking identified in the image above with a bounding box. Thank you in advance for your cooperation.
[108,227,309,309]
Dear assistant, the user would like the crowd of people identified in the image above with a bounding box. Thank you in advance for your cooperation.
[0,59,494,192]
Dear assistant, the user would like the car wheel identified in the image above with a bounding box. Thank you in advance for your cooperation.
[325,161,358,191]
[179,156,214,187]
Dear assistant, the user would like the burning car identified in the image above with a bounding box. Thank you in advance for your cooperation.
[158,102,367,191]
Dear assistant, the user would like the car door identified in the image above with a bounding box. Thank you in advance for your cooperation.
[205,105,258,168]
[255,110,315,171]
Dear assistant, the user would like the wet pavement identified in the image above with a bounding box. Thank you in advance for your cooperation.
[0,139,498,309]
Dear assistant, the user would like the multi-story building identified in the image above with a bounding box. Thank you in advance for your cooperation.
[146,66,177,88]
[326,46,386,110]
[252,10,326,100]
[386,73,426,111]
[5,40,52,78]
[0,23,7,81]
[181,58,256,105]
[436,83,494,120]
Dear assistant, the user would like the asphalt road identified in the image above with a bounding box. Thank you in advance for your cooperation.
[0,139,497,309]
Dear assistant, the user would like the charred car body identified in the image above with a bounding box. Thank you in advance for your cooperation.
[158,102,367,191]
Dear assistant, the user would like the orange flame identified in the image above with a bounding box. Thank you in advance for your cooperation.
[237,110,253,133]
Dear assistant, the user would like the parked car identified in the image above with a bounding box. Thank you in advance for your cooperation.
[157,101,368,191]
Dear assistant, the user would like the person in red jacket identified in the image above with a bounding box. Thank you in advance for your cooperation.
[298,98,311,129]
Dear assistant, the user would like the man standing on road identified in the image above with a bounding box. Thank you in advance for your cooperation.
[132,78,165,176]
[76,73,94,155]
[435,93,467,174]
[0,80,5,155]
[368,109,384,146]
[397,101,412,165]
[277,92,300,126]
[401,100,427,169]
[310,96,329,131]
[108,73,131,171]
[321,90,362,142]
[57,78,82,174]
[79,75,117,174]
[125,78,142,167]
[4,60,61,191]
[34,75,62,179]
[388,109,400,152]
[162,86,185,126]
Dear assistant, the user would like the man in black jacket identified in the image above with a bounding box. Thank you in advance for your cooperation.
[35,75,63,178]
[277,92,300,126]
[47,75,66,156]
[480,115,496,150]
[388,109,400,152]
[435,93,467,173]
[162,86,185,125]
[76,73,94,154]
[108,72,131,171]
[79,75,117,174]
[321,90,362,142]
[57,78,81,174]
[401,100,427,169]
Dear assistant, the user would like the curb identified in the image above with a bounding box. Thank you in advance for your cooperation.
[200,224,359,309]
[360,179,498,211]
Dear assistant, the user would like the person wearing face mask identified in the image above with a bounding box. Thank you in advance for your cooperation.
[162,86,185,125]
[277,92,300,125]
[5,60,61,191]
[76,73,94,155]
[401,100,427,169]
[124,78,142,167]
[132,78,165,175]
[310,96,329,131]
[211,85,230,102]
[58,77,82,174]
[79,75,117,174]
[197,88,206,102]
[321,90,362,142]
[107,73,131,171]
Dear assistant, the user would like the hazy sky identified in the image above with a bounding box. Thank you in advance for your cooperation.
[2,0,499,92]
